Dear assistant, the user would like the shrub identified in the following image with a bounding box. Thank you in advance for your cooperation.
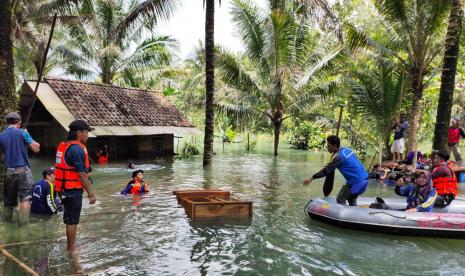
[289,121,326,150]
[179,141,200,159]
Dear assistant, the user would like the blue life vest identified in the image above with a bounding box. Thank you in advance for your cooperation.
[337,147,368,194]
[0,127,30,168]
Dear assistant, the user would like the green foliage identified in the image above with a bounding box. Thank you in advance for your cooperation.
[245,140,257,151]
[56,0,178,86]
[223,127,236,143]
[179,141,201,159]
[163,87,178,96]
[289,121,327,150]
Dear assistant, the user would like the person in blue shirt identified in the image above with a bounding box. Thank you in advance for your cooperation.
[395,171,437,213]
[303,135,368,206]
[31,168,62,215]
[0,112,40,225]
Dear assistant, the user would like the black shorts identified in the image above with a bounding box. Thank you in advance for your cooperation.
[61,189,83,225]
[3,167,34,207]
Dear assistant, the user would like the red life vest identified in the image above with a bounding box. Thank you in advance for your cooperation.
[55,141,90,192]
[432,165,458,196]
[129,179,147,194]
[98,155,108,164]
[449,128,461,144]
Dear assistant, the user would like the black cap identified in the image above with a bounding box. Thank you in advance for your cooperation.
[69,119,94,131]
[6,112,21,122]
[132,169,144,178]
[42,167,56,178]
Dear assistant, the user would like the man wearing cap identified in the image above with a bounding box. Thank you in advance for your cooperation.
[31,167,62,215]
[55,119,96,252]
[0,112,40,224]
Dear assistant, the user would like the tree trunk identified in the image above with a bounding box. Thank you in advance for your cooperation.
[273,121,281,156]
[203,0,215,166]
[0,0,17,202]
[433,0,463,151]
[407,92,423,153]
[0,0,16,113]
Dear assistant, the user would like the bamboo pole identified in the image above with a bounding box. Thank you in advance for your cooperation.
[0,246,39,276]
[22,13,58,128]
[1,239,56,248]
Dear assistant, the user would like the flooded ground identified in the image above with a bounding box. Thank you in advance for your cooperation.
[1,142,465,275]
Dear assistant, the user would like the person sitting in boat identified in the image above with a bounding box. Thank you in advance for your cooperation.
[431,149,458,207]
[368,165,389,181]
[403,151,422,165]
[303,135,368,206]
[395,171,437,213]
[121,170,149,195]
[31,167,62,215]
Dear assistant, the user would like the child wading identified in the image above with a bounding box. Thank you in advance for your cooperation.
[121,170,149,195]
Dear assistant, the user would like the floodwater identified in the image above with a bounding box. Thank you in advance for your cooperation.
[1,142,465,275]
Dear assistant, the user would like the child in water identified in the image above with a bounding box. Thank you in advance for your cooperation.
[121,170,149,195]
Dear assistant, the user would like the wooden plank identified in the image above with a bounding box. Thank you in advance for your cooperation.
[193,202,253,218]
[173,190,231,206]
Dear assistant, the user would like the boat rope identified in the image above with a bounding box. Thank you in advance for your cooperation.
[368,211,465,225]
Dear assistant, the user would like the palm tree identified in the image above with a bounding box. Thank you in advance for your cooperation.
[348,57,406,159]
[433,0,463,151]
[57,0,178,86]
[216,0,343,156]
[203,0,217,166]
[347,0,450,152]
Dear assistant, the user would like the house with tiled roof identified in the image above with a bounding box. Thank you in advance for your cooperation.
[19,78,198,158]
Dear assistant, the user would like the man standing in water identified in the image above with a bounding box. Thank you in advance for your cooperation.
[303,135,368,206]
[448,118,465,165]
[0,112,40,225]
[55,119,96,252]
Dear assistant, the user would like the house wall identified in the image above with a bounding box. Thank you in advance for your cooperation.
[87,134,174,160]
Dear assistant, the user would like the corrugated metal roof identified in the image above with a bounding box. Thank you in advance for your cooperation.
[24,81,199,137]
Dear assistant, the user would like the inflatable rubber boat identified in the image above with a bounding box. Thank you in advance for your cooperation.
[305,197,465,238]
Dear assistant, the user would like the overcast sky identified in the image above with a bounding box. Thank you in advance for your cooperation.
[160,0,267,60]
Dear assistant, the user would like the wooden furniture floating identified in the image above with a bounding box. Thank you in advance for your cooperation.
[173,189,253,219]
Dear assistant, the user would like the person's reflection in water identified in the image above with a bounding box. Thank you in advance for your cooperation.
[190,226,221,276]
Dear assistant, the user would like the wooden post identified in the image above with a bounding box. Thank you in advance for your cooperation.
[247,132,250,152]
[336,105,344,137]
[0,246,39,276]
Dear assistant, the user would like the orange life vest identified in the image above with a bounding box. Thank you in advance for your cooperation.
[98,155,108,164]
[129,179,147,194]
[55,141,90,192]
[432,165,458,196]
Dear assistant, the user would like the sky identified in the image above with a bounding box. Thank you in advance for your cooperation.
[160,0,267,60]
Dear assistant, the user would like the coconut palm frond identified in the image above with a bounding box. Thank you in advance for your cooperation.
[113,0,178,41]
